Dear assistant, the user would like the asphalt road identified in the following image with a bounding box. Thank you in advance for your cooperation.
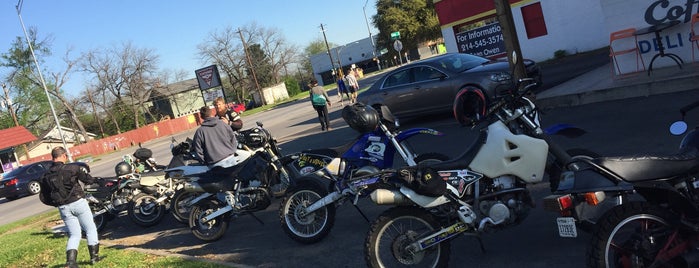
[36,88,695,268]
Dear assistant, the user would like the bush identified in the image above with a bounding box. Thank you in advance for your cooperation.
[554,50,568,59]
[284,77,302,96]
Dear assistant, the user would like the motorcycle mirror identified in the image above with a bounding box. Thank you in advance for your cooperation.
[670,121,688,136]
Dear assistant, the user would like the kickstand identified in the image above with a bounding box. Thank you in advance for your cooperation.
[465,232,486,254]
[247,212,265,225]
[352,204,370,223]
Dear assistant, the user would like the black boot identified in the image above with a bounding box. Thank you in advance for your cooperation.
[88,244,101,265]
[65,249,78,268]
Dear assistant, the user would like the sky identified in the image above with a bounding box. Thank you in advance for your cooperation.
[0,0,378,98]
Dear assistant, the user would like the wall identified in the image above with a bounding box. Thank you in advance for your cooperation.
[22,114,201,164]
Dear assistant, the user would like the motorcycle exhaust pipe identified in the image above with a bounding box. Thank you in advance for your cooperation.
[183,181,205,193]
[370,189,411,205]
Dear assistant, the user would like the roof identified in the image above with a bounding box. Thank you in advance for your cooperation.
[152,78,200,97]
[0,126,38,150]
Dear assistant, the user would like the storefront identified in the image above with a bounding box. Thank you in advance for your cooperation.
[434,0,695,74]
[0,126,37,174]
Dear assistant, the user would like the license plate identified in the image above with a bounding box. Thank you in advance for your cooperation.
[556,217,577,238]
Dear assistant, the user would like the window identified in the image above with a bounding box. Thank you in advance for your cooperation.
[521,2,547,39]
[383,69,411,88]
[413,66,445,82]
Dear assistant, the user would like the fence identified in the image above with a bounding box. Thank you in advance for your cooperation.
[22,114,202,164]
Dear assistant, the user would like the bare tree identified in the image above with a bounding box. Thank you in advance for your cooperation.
[197,26,250,103]
[80,42,160,129]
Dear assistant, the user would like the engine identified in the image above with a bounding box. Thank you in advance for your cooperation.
[476,176,534,231]
[235,188,271,211]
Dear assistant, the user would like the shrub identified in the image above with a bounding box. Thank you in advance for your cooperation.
[554,50,568,59]
[284,77,302,96]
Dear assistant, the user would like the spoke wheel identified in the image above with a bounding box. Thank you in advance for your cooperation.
[588,202,688,268]
[170,190,197,224]
[365,206,450,268]
[279,184,335,244]
[189,198,229,242]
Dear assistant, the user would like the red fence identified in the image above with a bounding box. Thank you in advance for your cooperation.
[23,114,201,164]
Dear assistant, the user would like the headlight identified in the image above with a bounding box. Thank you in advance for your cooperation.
[490,73,511,82]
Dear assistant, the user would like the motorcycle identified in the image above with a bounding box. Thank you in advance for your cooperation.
[123,147,166,173]
[168,122,294,224]
[278,103,449,244]
[83,174,140,232]
[544,100,699,267]
[361,77,585,267]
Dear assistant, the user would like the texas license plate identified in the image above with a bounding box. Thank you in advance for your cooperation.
[556,217,577,238]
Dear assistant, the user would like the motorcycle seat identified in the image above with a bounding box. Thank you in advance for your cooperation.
[595,149,699,182]
[139,170,166,177]
[196,164,244,192]
[416,128,486,171]
[302,137,356,158]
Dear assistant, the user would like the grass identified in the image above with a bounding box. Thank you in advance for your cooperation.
[0,211,228,268]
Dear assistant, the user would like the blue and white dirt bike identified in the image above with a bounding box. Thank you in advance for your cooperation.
[278,103,449,244]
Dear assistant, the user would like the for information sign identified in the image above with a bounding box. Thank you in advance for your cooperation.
[454,22,506,58]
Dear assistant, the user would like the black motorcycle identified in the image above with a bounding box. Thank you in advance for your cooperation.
[544,100,699,267]
[83,175,140,232]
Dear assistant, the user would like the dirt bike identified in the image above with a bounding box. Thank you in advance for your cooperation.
[278,103,449,244]
[168,122,294,224]
[361,77,591,267]
[544,100,699,267]
[186,147,314,242]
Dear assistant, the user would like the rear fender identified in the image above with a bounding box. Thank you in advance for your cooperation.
[634,182,699,217]
[287,173,333,193]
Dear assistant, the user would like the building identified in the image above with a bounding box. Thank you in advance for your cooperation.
[310,36,382,86]
[24,125,98,160]
[434,0,695,74]
[0,126,37,173]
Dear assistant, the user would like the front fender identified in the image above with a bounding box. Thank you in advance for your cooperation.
[395,128,444,142]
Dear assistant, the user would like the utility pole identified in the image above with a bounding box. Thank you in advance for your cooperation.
[237,28,265,106]
[364,0,380,70]
[320,24,337,79]
[494,0,527,81]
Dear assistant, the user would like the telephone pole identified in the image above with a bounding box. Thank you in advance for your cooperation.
[320,24,337,78]
[494,0,527,81]
[237,29,265,106]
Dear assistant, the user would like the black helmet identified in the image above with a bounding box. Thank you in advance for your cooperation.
[453,87,487,126]
[680,127,699,152]
[342,102,379,133]
[115,161,132,176]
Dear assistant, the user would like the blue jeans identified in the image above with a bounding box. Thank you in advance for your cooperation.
[59,198,99,250]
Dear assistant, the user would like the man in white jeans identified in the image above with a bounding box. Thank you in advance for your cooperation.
[48,147,100,267]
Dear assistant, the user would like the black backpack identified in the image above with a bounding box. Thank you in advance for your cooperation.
[39,166,75,207]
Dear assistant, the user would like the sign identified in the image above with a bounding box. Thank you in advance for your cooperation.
[202,88,225,105]
[454,22,506,58]
[393,40,403,52]
[390,31,400,41]
[195,65,222,91]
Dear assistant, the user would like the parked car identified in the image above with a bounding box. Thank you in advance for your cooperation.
[357,53,542,120]
[227,102,246,114]
[0,161,90,201]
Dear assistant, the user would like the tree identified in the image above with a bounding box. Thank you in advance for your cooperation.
[80,42,160,130]
[373,0,442,57]
[247,44,274,88]
[299,38,334,82]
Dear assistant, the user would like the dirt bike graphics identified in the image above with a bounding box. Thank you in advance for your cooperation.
[279,105,448,244]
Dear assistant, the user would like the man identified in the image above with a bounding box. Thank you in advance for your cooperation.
[345,69,359,104]
[47,147,100,267]
[192,105,238,168]
[214,97,243,132]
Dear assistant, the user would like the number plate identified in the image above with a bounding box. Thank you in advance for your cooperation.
[556,217,578,238]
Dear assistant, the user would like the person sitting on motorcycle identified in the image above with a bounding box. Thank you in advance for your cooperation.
[214,97,243,132]
[192,105,238,168]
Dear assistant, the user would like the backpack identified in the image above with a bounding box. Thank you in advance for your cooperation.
[39,166,75,207]
[311,93,327,106]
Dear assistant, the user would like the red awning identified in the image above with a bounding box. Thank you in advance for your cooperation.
[0,126,38,150]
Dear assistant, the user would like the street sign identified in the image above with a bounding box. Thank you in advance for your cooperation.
[393,40,403,52]
[390,31,400,41]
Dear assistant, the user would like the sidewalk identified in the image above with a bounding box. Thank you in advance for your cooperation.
[536,61,699,109]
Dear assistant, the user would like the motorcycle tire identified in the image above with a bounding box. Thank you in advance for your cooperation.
[414,153,449,165]
[89,203,111,232]
[127,193,167,227]
[279,183,336,244]
[365,206,450,268]
[170,189,198,224]
[189,198,229,242]
[587,202,684,268]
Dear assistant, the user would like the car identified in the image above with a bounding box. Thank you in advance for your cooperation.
[227,102,246,114]
[357,53,541,120]
[0,161,90,201]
